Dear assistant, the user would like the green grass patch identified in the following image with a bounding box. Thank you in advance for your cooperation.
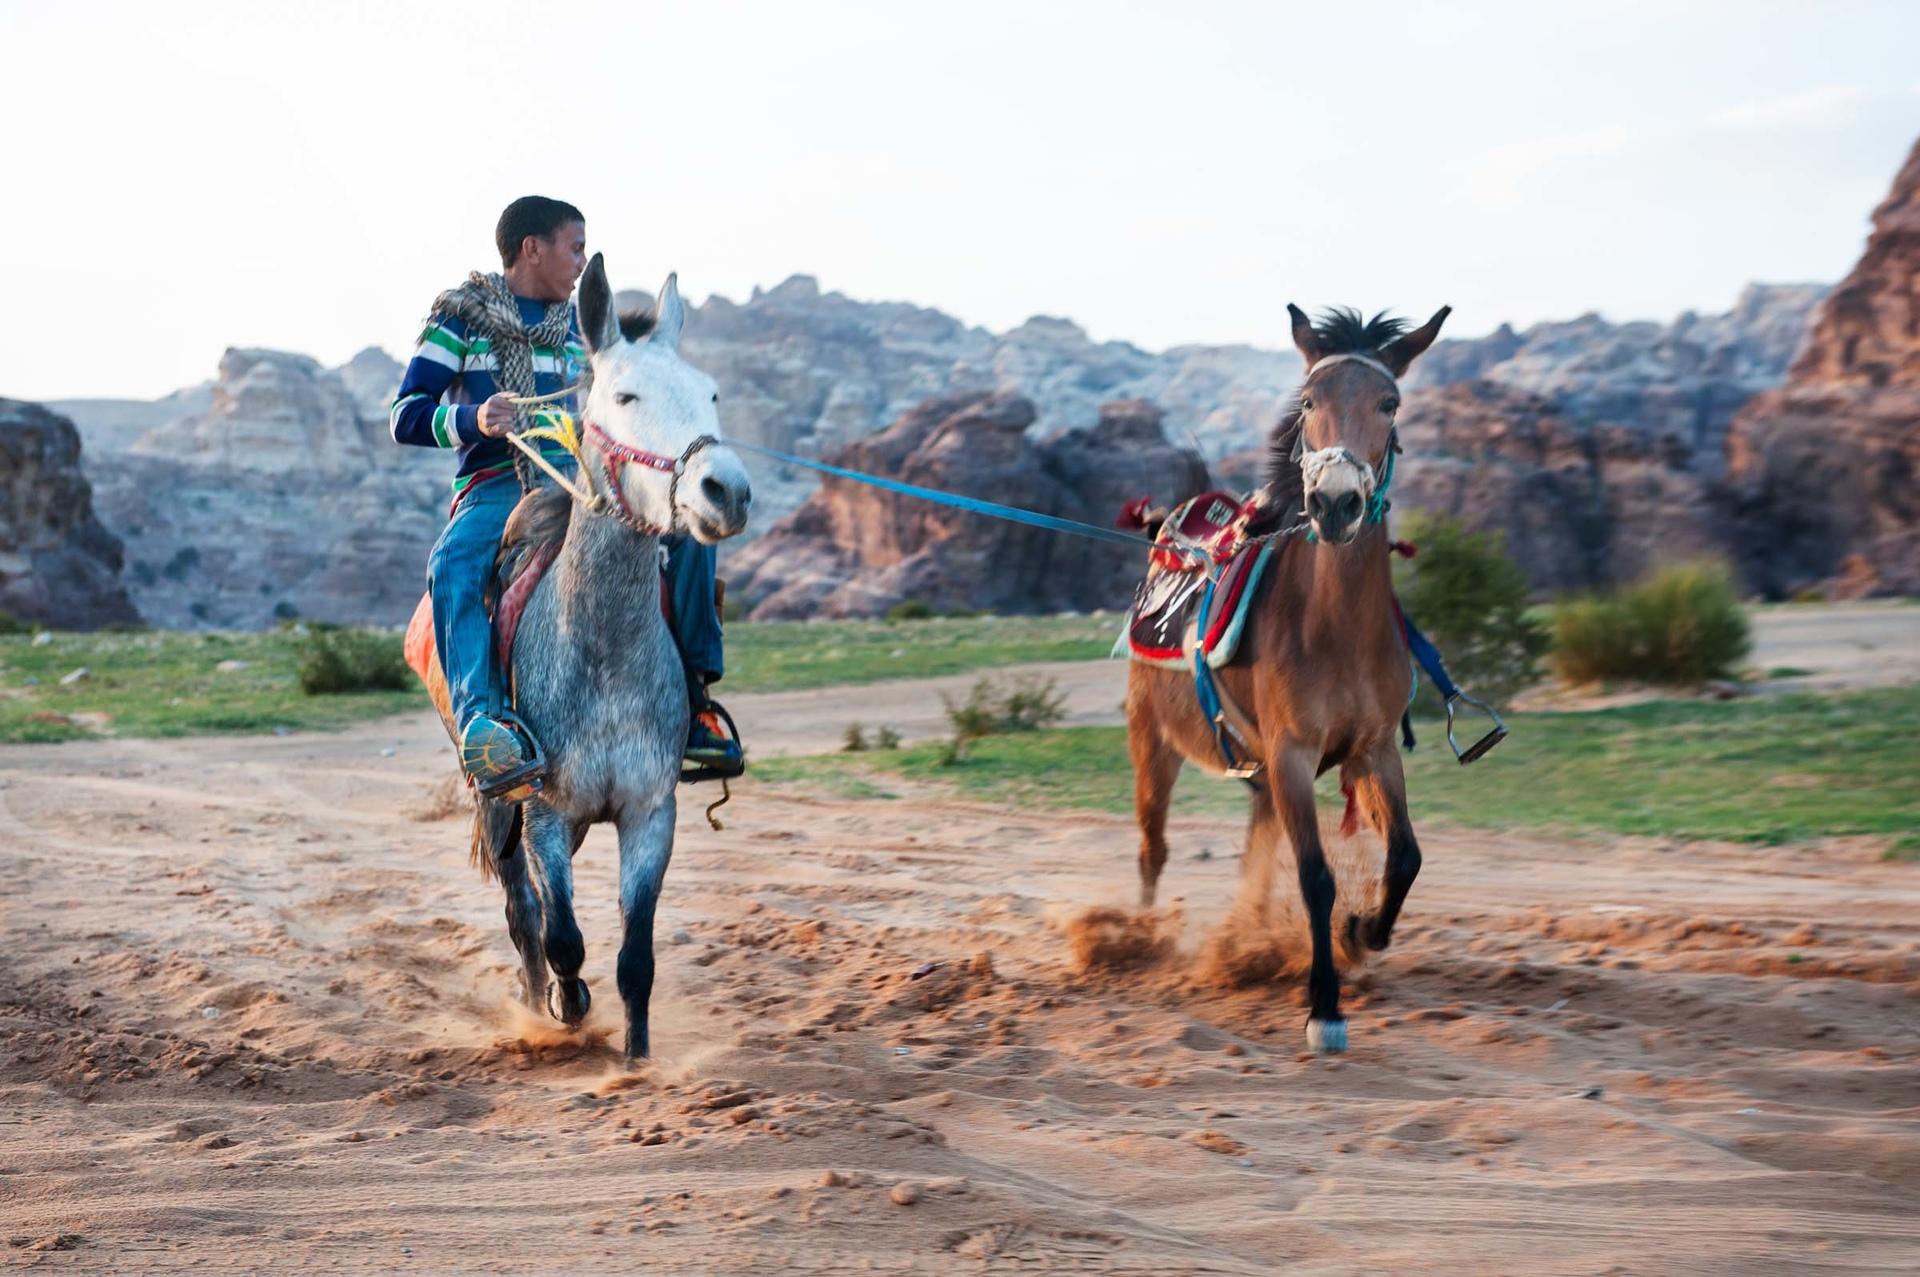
[723,613,1118,693]
[757,687,1920,855]
[0,630,427,743]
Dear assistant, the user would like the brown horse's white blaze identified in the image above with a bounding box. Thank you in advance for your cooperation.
[1124,301,1449,1055]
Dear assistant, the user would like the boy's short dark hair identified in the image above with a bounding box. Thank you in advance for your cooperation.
[496,196,585,267]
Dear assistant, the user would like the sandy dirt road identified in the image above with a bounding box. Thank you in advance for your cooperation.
[3,683,1917,1274]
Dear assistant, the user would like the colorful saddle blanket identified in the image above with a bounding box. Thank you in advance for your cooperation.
[1125,491,1274,669]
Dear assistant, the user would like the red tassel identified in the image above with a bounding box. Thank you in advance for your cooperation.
[1116,495,1152,530]
[1339,782,1360,838]
[1391,540,1418,559]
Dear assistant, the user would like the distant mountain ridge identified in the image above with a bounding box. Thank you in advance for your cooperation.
[39,273,1836,628]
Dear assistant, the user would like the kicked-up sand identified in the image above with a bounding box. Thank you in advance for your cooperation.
[1,684,1917,1273]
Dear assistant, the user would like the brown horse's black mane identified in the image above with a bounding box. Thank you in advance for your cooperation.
[1258,308,1409,505]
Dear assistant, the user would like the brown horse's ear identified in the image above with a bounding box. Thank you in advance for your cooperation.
[1378,305,1451,375]
[1287,303,1325,364]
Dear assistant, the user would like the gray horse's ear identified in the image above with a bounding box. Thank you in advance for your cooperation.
[1288,303,1324,365]
[578,253,620,354]
[650,272,685,351]
[1379,305,1451,375]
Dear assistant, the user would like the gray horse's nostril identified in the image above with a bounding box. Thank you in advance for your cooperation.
[700,476,727,507]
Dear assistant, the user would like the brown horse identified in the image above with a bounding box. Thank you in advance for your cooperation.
[1125,302,1449,1054]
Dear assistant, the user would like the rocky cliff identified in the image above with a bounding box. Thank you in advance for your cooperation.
[726,393,1210,618]
[84,349,446,629]
[0,400,140,629]
[1724,138,1920,598]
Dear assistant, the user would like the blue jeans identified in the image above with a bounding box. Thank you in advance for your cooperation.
[427,475,725,730]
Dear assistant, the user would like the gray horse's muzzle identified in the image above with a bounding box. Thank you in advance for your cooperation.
[683,445,753,542]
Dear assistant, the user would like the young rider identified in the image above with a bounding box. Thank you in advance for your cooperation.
[390,195,743,791]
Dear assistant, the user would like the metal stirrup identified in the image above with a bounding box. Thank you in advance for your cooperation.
[1444,693,1507,765]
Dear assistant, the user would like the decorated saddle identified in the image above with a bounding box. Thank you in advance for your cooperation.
[1123,490,1274,670]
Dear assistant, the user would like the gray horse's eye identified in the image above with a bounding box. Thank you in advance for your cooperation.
[615,392,637,406]
[711,392,719,404]
[1381,397,1399,414]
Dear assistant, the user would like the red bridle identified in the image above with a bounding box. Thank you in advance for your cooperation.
[584,420,719,534]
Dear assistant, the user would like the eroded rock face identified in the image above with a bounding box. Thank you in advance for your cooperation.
[1725,137,1920,597]
[669,278,1299,526]
[1412,283,1826,479]
[0,400,140,629]
[87,349,447,629]
[1392,382,1722,592]
[726,393,1210,618]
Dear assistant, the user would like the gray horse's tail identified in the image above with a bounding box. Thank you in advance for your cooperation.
[469,797,522,884]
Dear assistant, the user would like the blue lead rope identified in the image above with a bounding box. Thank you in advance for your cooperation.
[726,438,1170,555]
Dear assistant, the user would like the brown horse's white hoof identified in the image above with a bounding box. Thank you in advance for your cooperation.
[1306,1018,1348,1054]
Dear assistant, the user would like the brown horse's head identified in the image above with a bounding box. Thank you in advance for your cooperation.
[1280,304,1450,544]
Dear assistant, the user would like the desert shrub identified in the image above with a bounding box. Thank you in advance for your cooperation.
[842,722,869,752]
[297,625,410,695]
[1393,511,1547,709]
[1551,563,1751,685]
[0,612,31,636]
[939,674,1067,764]
[1001,672,1068,731]
[875,725,901,750]
[886,599,934,622]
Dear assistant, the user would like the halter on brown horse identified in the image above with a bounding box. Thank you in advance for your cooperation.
[1124,302,1450,1054]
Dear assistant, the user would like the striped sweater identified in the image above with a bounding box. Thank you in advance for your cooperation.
[389,295,586,493]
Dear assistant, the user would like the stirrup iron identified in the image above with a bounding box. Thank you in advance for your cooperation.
[474,708,547,801]
[1444,693,1507,765]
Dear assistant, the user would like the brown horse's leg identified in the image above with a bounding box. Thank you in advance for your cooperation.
[1128,722,1183,908]
[1270,745,1346,1052]
[1347,746,1422,953]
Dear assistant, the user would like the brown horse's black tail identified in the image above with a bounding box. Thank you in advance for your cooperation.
[469,796,522,884]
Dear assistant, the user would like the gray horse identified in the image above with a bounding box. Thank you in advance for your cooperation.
[411,253,752,1059]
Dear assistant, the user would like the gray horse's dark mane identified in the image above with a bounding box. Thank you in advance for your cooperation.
[617,306,656,343]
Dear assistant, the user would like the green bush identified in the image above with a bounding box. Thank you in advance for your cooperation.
[0,612,31,636]
[939,674,1067,764]
[886,599,935,623]
[842,722,869,752]
[297,626,410,695]
[1392,512,1547,708]
[1551,563,1751,685]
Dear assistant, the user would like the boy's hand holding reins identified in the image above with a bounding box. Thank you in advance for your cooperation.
[477,392,519,438]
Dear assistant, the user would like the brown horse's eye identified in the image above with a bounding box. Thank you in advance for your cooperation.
[1299,395,1314,412]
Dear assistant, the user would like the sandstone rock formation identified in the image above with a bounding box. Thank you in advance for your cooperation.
[1724,137,1920,598]
[0,400,140,629]
[1412,283,1826,478]
[84,350,447,629]
[726,393,1209,619]
[1391,382,1723,592]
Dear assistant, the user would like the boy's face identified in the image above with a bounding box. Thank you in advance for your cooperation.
[518,220,588,302]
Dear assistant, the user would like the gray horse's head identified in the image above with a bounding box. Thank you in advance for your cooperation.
[576,253,753,543]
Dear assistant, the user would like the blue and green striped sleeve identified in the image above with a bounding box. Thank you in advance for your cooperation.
[390,318,482,448]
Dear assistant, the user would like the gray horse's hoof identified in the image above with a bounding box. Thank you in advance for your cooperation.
[1306,1018,1348,1054]
[547,978,591,1027]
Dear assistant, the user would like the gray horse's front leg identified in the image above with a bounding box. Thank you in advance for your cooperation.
[523,801,591,1026]
[615,796,676,1060]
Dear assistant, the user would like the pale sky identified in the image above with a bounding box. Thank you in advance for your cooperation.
[3,0,1916,401]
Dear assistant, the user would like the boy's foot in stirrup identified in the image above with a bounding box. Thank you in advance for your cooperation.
[686,707,745,777]
[461,712,545,800]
